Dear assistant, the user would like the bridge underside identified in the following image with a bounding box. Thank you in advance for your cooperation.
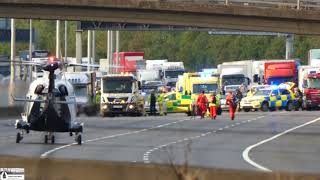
[0,2,319,35]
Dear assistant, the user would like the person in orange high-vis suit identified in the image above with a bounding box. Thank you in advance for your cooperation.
[197,91,208,119]
[209,92,218,120]
[226,91,236,120]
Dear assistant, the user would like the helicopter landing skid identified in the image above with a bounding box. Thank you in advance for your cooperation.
[15,120,83,145]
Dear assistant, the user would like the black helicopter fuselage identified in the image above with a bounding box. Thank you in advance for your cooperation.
[26,63,74,132]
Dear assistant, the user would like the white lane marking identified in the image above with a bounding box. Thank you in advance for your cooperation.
[242,117,320,172]
[40,118,190,158]
[143,116,266,163]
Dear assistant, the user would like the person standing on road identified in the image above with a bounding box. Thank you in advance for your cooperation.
[94,90,101,114]
[157,89,165,116]
[209,91,218,120]
[149,90,157,115]
[197,90,208,119]
[294,87,303,111]
[235,89,243,112]
[136,92,145,116]
[226,91,236,120]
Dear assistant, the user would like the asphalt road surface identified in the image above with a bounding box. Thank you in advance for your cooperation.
[0,111,320,173]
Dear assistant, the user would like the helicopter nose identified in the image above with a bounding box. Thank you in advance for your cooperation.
[43,62,59,72]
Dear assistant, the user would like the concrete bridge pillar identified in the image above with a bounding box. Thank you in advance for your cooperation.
[76,22,82,71]
[115,31,119,74]
[286,34,294,59]
[64,21,68,65]
[87,30,92,72]
[56,20,61,59]
[92,30,96,64]
[28,19,33,81]
[10,18,16,81]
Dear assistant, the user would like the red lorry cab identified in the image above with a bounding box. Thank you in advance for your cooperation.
[264,61,297,85]
[303,73,320,109]
[113,52,144,73]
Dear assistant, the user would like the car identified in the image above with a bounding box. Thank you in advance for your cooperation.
[246,85,270,97]
[240,87,296,112]
[219,94,229,111]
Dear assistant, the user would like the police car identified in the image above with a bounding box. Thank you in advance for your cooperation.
[240,85,296,112]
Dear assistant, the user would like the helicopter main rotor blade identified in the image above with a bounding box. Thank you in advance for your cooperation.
[12,96,47,103]
[12,95,76,104]
[1,60,45,66]
[54,100,77,104]
[68,63,124,68]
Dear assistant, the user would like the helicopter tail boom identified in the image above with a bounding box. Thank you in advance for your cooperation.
[12,96,76,104]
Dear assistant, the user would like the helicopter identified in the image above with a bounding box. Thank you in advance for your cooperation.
[13,58,84,145]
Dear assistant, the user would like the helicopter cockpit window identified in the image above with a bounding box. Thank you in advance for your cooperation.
[58,85,68,96]
[34,84,45,95]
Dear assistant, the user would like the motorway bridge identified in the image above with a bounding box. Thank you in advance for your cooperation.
[1,0,320,34]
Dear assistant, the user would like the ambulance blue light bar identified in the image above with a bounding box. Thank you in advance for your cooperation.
[199,72,212,79]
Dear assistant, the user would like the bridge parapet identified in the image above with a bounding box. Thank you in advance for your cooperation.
[0,0,320,34]
[0,0,319,9]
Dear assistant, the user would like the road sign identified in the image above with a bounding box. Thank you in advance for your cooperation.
[80,21,216,31]
[0,29,35,42]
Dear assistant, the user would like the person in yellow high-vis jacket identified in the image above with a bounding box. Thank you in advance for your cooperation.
[209,91,219,120]
[157,90,165,116]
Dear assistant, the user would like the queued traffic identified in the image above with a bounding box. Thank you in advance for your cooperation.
[13,49,320,120]
[2,47,320,145]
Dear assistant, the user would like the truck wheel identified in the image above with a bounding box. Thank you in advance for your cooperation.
[286,101,294,111]
[261,102,269,112]
[16,132,22,143]
[302,102,311,111]
[100,112,106,117]
[186,111,191,116]
[135,112,143,117]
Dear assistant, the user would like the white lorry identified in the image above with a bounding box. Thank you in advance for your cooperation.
[218,59,298,92]
[146,59,168,70]
[137,70,161,85]
[144,60,185,89]
[100,74,144,117]
[64,72,97,116]
[308,49,320,66]
[162,62,185,88]
[142,59,168,87]
[220,60,264,85]
[218,64,251,93]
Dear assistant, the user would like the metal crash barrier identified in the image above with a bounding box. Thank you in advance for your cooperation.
[164,0,320,10]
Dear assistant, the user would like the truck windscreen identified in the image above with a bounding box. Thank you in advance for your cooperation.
[307,78,320,89]
[222,76,246,86]
[165,70,184,78]
[193,84,218,94]
[74,86,88,96]
[103,80,132,93]
[267,77,294,85]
